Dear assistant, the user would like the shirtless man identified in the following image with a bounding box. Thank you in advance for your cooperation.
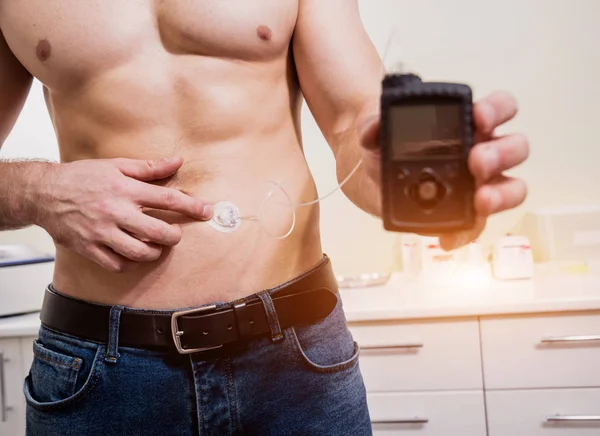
[0,1,528,435]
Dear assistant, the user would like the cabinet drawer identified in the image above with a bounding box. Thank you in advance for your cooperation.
[349,319,482,392]
[487,388,600,436]
[0,339,25,436]
[368,391,487,435]
[480,311,600,389]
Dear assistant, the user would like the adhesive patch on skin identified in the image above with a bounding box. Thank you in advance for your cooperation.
[207,201,242,233]
[257,26,272,42]
[36,39,52,62]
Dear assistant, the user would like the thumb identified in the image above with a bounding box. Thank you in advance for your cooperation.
[358,114,380,151]
[113,156,184,181]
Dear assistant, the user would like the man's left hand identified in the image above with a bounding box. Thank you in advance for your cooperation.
[359,91,530,250]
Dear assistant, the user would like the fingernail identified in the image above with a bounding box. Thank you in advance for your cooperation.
[202,205,213,220]
[440,236,455,251]
[488,189,502,213]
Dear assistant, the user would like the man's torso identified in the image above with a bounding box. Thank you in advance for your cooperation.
[0,0,325,308]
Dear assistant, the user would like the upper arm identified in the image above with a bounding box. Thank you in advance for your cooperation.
[293,0,382,151]
[0,28,33,147]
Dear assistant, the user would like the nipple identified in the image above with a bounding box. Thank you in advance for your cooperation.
[207,201,242,233]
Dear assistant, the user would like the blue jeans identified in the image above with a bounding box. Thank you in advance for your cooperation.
[24,289,372,435]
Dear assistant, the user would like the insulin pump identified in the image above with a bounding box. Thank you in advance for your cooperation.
[379,73,476,234]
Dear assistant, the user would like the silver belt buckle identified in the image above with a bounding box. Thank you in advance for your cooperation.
[171,305,224,355]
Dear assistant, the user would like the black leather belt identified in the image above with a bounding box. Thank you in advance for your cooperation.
[40,256,339,354]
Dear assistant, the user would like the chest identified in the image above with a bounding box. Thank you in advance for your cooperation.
[0,0,298,87]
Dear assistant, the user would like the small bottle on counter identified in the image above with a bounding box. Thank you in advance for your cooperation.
[402,233,421,279]
[492,234,534,280]
[465,239,484,263]
[419,236,459,284]
[394,233,421,279]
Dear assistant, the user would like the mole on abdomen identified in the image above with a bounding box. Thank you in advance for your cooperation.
[257,25,272,42]
[36,39,52,62]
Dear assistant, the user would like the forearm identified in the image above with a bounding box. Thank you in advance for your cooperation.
[333,112,382,217]
[0,159,55,230]
[292,0,386,216]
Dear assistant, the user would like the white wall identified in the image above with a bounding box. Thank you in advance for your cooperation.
[305,0,600,275]
[2,0,600,275]
[0,81,58,255]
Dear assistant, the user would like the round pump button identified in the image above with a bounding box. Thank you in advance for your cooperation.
[417,180,439,201]
[408,170,447,209]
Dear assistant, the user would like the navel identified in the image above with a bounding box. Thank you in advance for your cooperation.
[257,25,272,42]
[36,39,52,62]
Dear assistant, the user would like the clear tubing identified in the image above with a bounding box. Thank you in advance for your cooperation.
[255,158,363,239]
[237,28,398,239]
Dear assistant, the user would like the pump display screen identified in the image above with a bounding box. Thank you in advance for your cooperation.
[390,102,463,159]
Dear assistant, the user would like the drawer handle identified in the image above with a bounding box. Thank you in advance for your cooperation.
[546,415,600,422]
[373,418,429,424]
[361,343,424,351]
[541,335,600,344]
[0,352,8,422]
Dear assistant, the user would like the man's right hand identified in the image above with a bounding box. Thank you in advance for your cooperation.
[37,156,212,272]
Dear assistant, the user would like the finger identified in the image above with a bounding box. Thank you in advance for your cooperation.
[469,133,529,182]
[119,212,183,246]
[475,176,528,217]
[474,91,518,137]
[105,229,164,262]
[113,156,183,182]
[133,183,213,221]
[438,216,486,251]
[85,244,129,273]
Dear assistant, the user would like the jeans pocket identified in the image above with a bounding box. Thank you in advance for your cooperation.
[289,295,360,374]
[24,327,105,411]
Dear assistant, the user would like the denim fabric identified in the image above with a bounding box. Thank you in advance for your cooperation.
[24,290,372,436]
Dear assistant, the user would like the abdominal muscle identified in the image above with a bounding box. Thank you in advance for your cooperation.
[49,54,325,309]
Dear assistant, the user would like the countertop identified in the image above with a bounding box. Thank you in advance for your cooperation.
[341,269,600,322]
[1,270,600,338]
[0,312,41,339]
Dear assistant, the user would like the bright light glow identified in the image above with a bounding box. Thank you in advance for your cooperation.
[420,262,493,290]
[455,264,493,289]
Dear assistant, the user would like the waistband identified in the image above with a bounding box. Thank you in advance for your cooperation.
[40,255,339,354]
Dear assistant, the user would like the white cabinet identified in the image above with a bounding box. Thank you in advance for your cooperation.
[486,388,600,435]
[351,319,482,392]
[480,311,600,389]
[0,336,35,436]
[368,391,487,436]
[349,308,600,435]
[0,338,25,436]
[350,318,485,436]
[481,312,600,436]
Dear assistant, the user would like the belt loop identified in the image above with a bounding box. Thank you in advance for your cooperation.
[104,306,124,364]
[257,291,284,343]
